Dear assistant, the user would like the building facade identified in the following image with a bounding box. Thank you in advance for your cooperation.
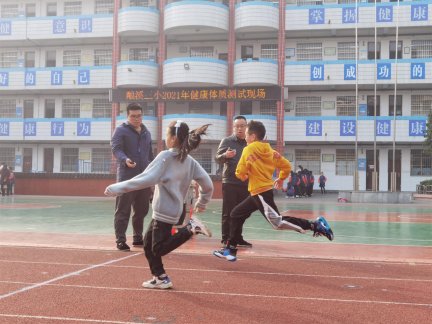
[0,0,431,194]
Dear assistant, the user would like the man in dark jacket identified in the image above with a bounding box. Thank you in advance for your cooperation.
[215,116,252,248]
[111,103,153,251]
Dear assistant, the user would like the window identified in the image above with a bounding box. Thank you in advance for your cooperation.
[389,41,402,59]
[46,50,56,67]
[241,45,253,59]
[296,0,323,5]
[94,49,112,66]
[0,51,18,68]
[93,98,111,118]
[0,147,15,169]
[190,46,214,58]
[295,96,321,116]
[218,53,228,61]
[389,95,402,116]
[64,1,82,16]
[189,102,212,114]
[368,42,381,60]
[261,44,278,60]
[25,51,35,68]
[95,0,114,14]
[26,4,36,17]
[129,48,149,61]
[47,2,57,16]
[240,101,252,115]
[1,4,19,18]
[45,99,56,118]
[259,101,277,116]
[294,149,321,175]
[336,96,356,116]
[130,0,149,6]
[63,50,81,67]
[61,148,79,172]
[91,148,112,173]
[336,149,355,176]
[0,99,16,118]
[411,40,432,59]
[297,43,322,61]
[337,42,356,60]
[367,95,380,116]
[190,148,212,173]
[23,100,34,118]
[411,150,432,176]
[62,99,80,118]
[411,95,432,116]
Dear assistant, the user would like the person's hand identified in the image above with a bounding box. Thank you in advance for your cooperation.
[225,147,236,159]
[194,205,206,213]
[273,178,284,190]
[104,186,116,197]
[125,158,136,168]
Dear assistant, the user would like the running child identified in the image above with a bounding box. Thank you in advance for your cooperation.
[105,121,213,289]
[213,120,334,262]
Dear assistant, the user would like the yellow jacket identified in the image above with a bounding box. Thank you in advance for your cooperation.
[235,141,292,196]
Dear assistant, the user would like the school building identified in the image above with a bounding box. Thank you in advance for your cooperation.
[0,0,431,196]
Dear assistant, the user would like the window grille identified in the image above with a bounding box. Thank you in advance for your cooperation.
[190,47,214,58]
[26,4,36,17]
[1,4,19,18]
[0,147,15,168]
[47,2,57,16]
[46,50,56,67]
[337,42,356,60]
[93,98,111,118]
[411,40,432,59]
[0,99,16,118]
[261,44,278,60]
[296,0,323,5]
[94,49,112,66]
[296,43,322,61]
[336,96,356,116]
[64,1,82,16]
[191,148,212,173]
[294,149,321,175]
[189,102,213,114]
[411,150,432,176]
[336,149,355,175]
[411,95,432,116]
[259,101,277,116]
[62,99,80,118]
[338,0,357,3]
[45,99,56,118]
[367,42,381,60]
[129,48,149,61]
[91,148,112,173]
[389,41,402,59]
[63,50,81,67]
[61,148,79,172]
[389,95,402,116]
[295,96,321,116]
[95,0,114,14]
[130,0,149,6]
[0,52,18,68]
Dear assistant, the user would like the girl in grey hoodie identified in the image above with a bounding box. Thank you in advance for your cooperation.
[105,121,213,289]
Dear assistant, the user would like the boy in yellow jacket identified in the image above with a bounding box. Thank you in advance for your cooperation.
[213,120,334,262]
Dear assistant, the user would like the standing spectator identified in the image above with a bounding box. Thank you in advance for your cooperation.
[111,103,153,251]
[215,115,252,248]
[319,171,327,194]
[0,163,10,197]
[7,167,15,195]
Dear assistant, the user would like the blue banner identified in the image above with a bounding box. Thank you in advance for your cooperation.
[340,120,356,136]
[306,120,322,136]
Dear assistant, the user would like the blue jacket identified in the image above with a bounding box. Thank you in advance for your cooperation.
[111,122,153,182]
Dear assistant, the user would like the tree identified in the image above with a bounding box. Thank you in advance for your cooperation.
[425,112,432,153]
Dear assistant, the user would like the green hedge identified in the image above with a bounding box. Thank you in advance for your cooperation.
[420,179,432,186]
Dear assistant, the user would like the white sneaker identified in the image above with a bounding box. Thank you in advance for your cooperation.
[189,216,212,237]
[142,275,173,289]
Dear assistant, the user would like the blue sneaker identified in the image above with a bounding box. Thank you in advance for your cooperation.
[313,216,334,241]
[213,247,237,262]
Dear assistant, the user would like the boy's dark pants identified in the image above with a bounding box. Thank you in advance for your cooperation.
[228,189,312,246]
[144,219,192,277]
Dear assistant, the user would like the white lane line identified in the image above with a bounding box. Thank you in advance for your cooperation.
[2,285,431,308]
[0,314,147,324]
[0,253,141,300]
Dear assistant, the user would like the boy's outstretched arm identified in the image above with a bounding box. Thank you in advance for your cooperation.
[235,146,249,181]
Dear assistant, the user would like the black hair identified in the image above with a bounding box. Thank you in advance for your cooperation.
[168,121,211,162]
[246,120,266,140]
[233,115,246,122]
[126,103,143,114]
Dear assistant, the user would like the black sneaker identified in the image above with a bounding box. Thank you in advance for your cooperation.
[237,239,252,248]
[132,240,144,246]
[116,242,130,251]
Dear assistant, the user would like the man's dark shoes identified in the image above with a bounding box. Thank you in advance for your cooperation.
[116,242,130,251]
[237,239,252,248]
[132,240,144,246]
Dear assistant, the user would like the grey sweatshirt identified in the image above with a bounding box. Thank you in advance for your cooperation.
[105,148,214,225]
